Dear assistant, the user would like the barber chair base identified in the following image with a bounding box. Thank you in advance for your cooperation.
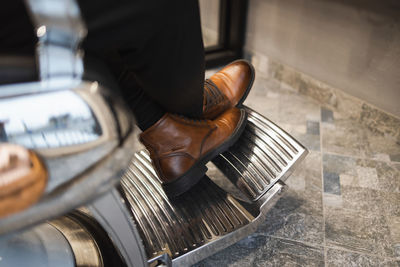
[0,106,307,267]
[110,105,308,266]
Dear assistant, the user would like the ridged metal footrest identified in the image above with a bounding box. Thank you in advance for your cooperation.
[213,106,308,201]
[120,106,308,266]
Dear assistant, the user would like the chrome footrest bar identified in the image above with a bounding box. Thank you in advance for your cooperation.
[212,106,308,201]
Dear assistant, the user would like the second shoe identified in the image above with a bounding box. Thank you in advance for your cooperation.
[202,59,255,119]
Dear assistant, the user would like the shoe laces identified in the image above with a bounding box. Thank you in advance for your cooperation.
[203,79,226,112]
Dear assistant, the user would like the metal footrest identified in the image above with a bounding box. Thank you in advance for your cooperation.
[120,106,308,266]
[213,106,308,201]
[0,106,307,267]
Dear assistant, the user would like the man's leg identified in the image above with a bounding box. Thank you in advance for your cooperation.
[0,1,37,56]
[78,0,205,127]
[78,0,254,197]
[0,0,254,197]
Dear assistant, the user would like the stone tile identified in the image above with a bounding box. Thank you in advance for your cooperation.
[390,154,400,163]
[325,206,396,258]
[356,159,400,194]
[366,133,400,163]
[386,216,400,258]
[247,54,400,160]
[256,152,324,245]
[323,172,341,195]
[275,92,321,126]
[323,193,343,208]
[296,132,321,152]
[246,52,400,142]
[321,108,334,123]
[246,78,281,123]
[335,186,400,218]
[323,154,400,194]
[246,76,321,152]
[207,54,400,265]
[323,154,400,218]
[321,118,372,158]
[326,248,400,267]
[321,110,400,161]
[257,190,324,246]
[323,154,400,257]
[323,154,356,176]
[194,235,324,267]
[359,103,400,142]
[306,121,320,135]
[246,76,321,125]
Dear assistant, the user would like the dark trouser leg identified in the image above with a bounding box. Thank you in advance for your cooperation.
[0,2,37,56]
[0,1,205,131]
[78,0,205,130]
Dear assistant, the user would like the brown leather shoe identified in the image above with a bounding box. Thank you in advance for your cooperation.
[202,59,255,119]
[140,107,247,197]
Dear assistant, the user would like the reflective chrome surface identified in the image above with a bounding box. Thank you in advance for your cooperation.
[0,81,132,190]
[0,223,75,267]
[88,189,148,267]
[213,106,308,201]
[0,214,106,267]
[0,0,137,242]
[118,106,307,266]
[0,81,136,236]
[50,216,103,267]
[25,0,86,83]
[0,90,102,150]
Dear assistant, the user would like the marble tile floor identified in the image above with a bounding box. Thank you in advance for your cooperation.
[195,73,400,266]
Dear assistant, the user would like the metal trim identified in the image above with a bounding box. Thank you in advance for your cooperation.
[24,0,86,83]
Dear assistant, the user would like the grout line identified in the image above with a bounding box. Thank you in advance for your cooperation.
[266,234,324,250]
[319,105,328,266]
